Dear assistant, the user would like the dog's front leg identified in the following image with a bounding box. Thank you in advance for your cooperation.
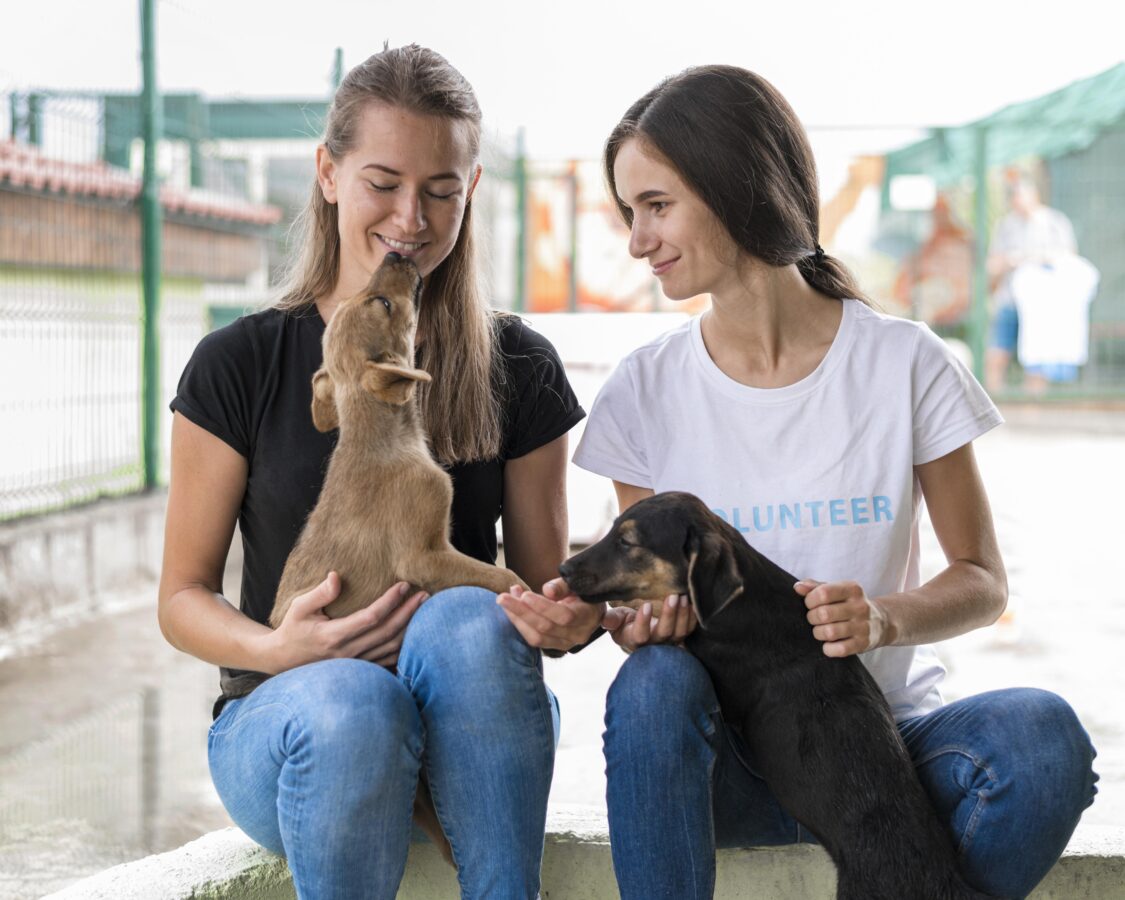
[406,551,528,597]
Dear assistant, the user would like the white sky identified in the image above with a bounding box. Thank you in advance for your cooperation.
[1,0,1120,165]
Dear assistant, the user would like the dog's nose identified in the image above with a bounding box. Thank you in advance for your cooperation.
[384,251,403,263]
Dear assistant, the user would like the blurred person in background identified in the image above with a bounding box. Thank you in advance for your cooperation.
[157,44,599,900]
[569,65,1097,900]
[985,172,1087,393]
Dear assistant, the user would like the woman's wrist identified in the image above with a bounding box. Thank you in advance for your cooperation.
[868,595,895,649]
[248,624,289,675]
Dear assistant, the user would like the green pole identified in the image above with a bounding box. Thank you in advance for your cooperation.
[514,128,528,312]
[188,93,204,188]
[27,93,42,145]
[140,0,163,489]
[332,48,344,91]
[970,126,990,384]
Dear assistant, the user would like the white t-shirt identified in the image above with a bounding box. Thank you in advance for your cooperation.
[990,206,1077,306]
[573,299,1003,722]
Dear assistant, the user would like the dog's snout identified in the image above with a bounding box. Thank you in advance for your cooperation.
[557,556,602,602]
[384,251,403,263]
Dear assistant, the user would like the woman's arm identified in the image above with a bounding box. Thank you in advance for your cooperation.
[614,481,654,513]
[158,411,270,667]
[496,434,604,651]
[798,442,1008,657]
[500,434,571,591]
[158,413,422,673]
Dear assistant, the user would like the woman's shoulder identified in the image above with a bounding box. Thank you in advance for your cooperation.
[195,304,294,346]
[182,305,323,402]
[606,316,695,381]
[846,299,934,356]
[492,311,559,358]
[490,313,572,393]
[240,303,322,342]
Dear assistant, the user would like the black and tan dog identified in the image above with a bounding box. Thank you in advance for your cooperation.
[560,491,994,900]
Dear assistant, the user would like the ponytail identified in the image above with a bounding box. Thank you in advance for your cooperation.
[794,247,869,303]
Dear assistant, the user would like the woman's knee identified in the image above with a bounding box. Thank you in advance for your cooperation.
[277,659,422,762]
[401,586,532,670]
[1007,689,1097,789]
[608,645,713,710]
[985,688,1094,760]
[605,646,718,753]
[944,688,1098,818]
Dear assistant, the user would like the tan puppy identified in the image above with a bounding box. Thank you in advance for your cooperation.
[268,252,527,867]
[269,252,526,629]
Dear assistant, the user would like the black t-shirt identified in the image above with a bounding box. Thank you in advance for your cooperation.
[170,305,585,713]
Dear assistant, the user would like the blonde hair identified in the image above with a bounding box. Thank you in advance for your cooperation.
[277,44,502,464]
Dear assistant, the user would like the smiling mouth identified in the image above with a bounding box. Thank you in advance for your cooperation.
[651,257,678,276]
[378,234,427,254]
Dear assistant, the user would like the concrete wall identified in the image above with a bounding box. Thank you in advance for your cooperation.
[0,492,167,643]
[44,813,1125,900]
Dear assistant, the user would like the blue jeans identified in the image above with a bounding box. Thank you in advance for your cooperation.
[604,646,1097,900]
[208,587,559,900]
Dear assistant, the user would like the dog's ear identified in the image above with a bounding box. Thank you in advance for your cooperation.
[685,528,743,628]
[310,368,338,432]
[361,361,433,405]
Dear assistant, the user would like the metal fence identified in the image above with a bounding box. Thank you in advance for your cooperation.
[1,89,300,520]
[0,690,157,848]
[2,77,1124,522]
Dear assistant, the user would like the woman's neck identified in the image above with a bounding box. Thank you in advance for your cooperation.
[700,262,843,389]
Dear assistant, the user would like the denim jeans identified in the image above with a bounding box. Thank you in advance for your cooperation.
[208,587,559,900]
[604,645,1097,900]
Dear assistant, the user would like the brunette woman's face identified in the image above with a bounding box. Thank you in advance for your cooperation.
[612,138,744,301]
[317,103,481,298]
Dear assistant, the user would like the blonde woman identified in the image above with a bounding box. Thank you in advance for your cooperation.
[158,45,601,899]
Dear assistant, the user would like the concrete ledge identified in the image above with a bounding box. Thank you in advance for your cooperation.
[0,492,169,647]
[45,810,1125,899]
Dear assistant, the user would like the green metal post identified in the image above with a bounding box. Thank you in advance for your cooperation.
[187,93,204,188]
[332,48,344,91]
[970,126,990,384]
[8,93,18,141]
[513,128,528,312]
[27,93,42,145]
[140,0,163,489]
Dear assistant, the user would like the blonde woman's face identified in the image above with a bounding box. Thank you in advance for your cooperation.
[317,103,481,298]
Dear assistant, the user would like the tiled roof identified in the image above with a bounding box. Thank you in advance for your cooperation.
[0,140,282,226]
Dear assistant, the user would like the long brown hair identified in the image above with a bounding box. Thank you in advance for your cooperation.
[604,65,868,302]
[278,44,502,464]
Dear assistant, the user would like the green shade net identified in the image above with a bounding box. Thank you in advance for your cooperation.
[882,62,1125,208]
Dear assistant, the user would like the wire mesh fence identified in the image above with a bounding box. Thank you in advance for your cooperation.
[0,690,156,847]
[0,89,297,520]
[1,68,1123,523]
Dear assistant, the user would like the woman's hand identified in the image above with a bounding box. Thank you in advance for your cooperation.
[496,578,605,653]
[601,594,696,654]
[795,579,889,658]
[268,572,428,672]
